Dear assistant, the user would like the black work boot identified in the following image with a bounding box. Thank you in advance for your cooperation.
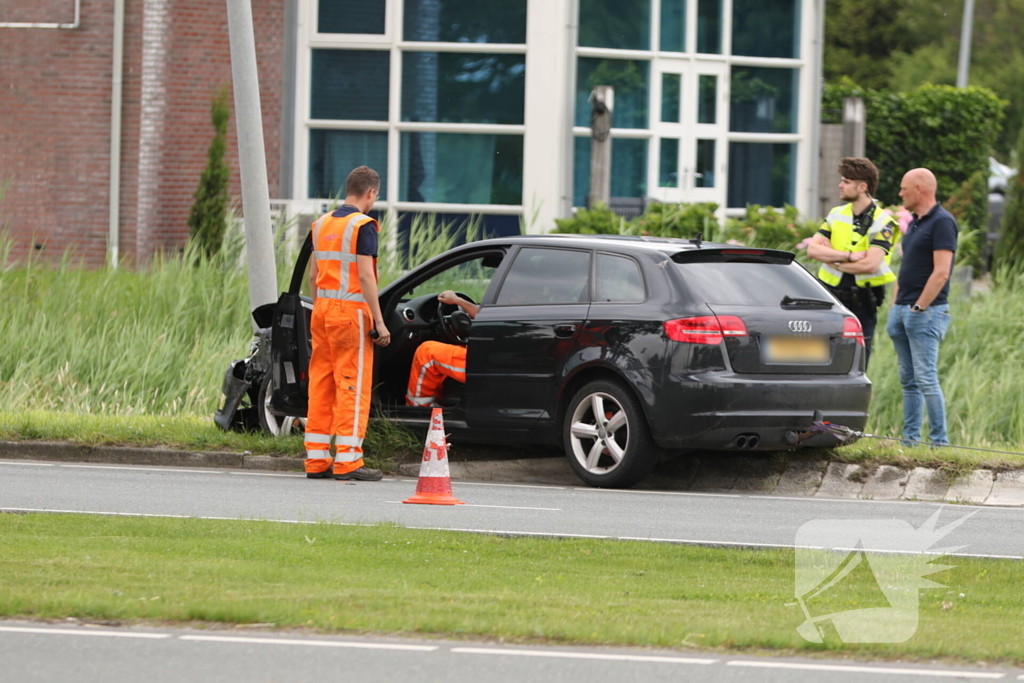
[306,470,332,479]
[333,466,384,481]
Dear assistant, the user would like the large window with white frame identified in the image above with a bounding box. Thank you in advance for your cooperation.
[572,0,806,212]
[299,0,528,236]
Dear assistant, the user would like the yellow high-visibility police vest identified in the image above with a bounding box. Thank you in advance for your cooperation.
[817,202,899,288]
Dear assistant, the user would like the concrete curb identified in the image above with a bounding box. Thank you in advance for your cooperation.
[3,440,1024,507]
[0,441,304,472]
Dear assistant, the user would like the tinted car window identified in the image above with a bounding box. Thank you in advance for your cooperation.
[595,253,644,303]
[497,247,590,305]
[676,262,826,306]
[405,254,503,303]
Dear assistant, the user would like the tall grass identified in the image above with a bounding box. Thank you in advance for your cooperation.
[866,270,1024,448]
[0,210,492,418]
[0,242,252,415]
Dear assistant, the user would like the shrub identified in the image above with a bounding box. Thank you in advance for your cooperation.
[187,87,232,261]
[996,123,1024,273]
[822,80,1005,206]
[945,170,988,269]
[723,204,819,252]
[630,202,720,239]
[552,203,627,234]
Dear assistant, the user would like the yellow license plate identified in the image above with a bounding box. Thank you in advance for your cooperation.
[762,336,830,364]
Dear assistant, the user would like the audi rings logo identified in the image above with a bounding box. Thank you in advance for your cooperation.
[788,320,813,333]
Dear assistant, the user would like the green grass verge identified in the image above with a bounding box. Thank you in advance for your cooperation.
[1,513,1021,664]
[0,411,421,469]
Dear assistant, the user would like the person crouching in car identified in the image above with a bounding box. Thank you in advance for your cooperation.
[406,290,479,407]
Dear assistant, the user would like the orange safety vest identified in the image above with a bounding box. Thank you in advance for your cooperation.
[311,210,379,302]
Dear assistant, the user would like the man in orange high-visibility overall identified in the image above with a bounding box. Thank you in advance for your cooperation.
[305,166,391,481]
[406,291,478,407]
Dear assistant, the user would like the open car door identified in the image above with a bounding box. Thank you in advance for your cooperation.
[269,231,314,417]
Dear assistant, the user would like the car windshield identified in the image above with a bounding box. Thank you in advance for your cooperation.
[675,261,827,306]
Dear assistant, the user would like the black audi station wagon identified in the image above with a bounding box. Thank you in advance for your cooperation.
[217,233,871,488]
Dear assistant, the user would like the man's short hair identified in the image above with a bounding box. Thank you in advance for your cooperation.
[838,157,879,196]
[346,166,380,197]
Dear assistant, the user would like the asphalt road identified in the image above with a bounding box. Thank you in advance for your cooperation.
[0,621,1017,683]
[1,459,1022,558]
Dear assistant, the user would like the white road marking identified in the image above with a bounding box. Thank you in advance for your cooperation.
[384,501,560,511]
[576,487,741,499]
[4,461,1024,515]
[229,472,305,477]
[726,660,1006,678]
[178,635,437,651]
[450,647,717,665]
[61,464,223,474]
[0,507,192,518]
[0,626,170,639]
[458,481,568,490]
[0,461,55,466]
[460,504,561,511]
[2,508,1019,559]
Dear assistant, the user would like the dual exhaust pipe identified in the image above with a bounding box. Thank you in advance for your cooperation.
[733,433,760,449]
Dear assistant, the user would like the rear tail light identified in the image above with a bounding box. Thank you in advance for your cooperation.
[843,316,865,346]
[664,315,748,345]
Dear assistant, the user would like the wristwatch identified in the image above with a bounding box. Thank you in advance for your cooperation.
[911,304,925,312]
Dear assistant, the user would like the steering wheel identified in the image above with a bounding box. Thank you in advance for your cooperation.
[436,292,476,344]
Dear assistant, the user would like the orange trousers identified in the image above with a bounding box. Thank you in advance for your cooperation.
[406,341,467,406]
[304,300,374,475]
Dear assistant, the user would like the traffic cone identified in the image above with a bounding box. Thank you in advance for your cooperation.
[403,407,464,505]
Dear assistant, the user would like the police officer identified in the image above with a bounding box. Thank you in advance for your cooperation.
[807,157,899,367]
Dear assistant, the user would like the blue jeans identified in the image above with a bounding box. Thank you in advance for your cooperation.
[885,304,952,444]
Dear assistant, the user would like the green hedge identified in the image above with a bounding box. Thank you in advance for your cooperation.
[822,80,1005,206]
[553,202,820,258]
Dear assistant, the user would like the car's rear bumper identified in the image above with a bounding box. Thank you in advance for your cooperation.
[646,371,872,450]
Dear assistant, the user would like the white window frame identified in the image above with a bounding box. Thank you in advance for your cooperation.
[570,0,816,217]
[295,0,528,219]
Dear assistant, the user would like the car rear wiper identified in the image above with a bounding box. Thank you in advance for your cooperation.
[780,295,834,309]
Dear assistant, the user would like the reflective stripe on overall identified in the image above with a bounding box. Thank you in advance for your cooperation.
[406,341,467,406]
[817,203,900,288]
[304,211,379,475]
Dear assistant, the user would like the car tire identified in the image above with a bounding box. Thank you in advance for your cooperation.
[257,371,306,437]
[563,379,658,488]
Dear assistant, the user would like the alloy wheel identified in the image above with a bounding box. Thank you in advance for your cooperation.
[260,374,306,437]
[569,391,629,475]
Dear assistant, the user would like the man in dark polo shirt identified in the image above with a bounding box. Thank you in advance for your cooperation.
[886,168,957,445]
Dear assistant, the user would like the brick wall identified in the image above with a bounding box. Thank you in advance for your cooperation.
[0,0,285,267]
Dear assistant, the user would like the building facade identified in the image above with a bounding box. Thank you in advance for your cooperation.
[0,0,821,266]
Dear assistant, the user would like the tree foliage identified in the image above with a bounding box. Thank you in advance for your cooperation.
[826,0,1024,157]
[187,87,232,261]
[996,125,1024,272]
[823,81,1004,205]
[823,0,923,90]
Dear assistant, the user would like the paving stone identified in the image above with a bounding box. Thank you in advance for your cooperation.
[815,462,867,499]
[861,465,910,500]
[772,459,828,496]
[984,469,1024,507]
[944,469,994,504]
[643,457,701,491]
[728,456,783,493]
[689,456,745,492]
[902,467,950,501]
